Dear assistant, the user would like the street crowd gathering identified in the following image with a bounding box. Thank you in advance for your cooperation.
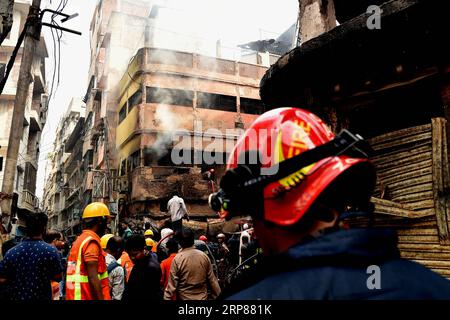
[2,108,450,300]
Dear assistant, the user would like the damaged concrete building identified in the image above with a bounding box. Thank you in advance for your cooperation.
[116,47,268,231]
[43,0,274,236]
[261,0,450,277]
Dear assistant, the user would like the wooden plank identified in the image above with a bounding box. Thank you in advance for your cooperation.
[386,175,433,192]
[430,269,450,277]
[431,118,450,245]
[397,228,438,236]
[377,158,433,178]
[363,219,437,228]
[368,123,431,146]
[375,152,432,171]
[392,191,434,203]
[401,199,434,211]
[398,235,440,243]
[371,132,432,151]
[412,260,450,268]
[370,197,433,218]
[390,183,433,198]
[398,243,450,252]
[400,251,450,260]
[411,208,436,216]
[371,145,431,168]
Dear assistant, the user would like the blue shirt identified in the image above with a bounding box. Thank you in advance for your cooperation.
[0,239,63,301]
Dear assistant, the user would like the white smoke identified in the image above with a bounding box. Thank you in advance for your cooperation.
[152,103,187,159]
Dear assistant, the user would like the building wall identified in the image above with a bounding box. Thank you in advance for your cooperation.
[42,99,85,231]
[0,0,47,216]
[113,47,268,219]
[66,0,278,227]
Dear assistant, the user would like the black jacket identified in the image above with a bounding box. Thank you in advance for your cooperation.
[122,253,162,301]
[227,228,450,300]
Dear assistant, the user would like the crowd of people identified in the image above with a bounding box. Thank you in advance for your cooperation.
[0,201,255,301]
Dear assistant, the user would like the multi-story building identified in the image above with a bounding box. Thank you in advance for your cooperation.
[0,0,48,227]
[48,0,275,234]
[115,47,268,227]
[79,0,152,221]
[42,98,85,235]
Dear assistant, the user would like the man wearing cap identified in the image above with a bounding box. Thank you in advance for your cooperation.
[65,202,112,300]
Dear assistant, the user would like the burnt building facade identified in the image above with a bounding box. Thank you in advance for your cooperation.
[116,47,268,229]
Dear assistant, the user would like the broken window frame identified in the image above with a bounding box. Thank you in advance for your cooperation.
[197,92,236,112]
[127,89,143,113]
[120,159,127,176]
[146,87,194,107]
[240,97,265,115]
[118,103,127,124]
[128,150,140,172]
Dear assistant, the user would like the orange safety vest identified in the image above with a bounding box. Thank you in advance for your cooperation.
[65,230,111,300]
[119,251,134,283]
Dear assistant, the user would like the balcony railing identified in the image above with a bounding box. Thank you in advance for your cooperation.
[22,189,39,211]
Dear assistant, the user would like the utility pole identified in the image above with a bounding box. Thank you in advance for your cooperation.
[0,0,41,235]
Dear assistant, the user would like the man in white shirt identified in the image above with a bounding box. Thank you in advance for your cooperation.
[167,193,189,235]
[239,224,251,265]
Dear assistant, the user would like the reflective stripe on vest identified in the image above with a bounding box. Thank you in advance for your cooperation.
[69,236,109,300]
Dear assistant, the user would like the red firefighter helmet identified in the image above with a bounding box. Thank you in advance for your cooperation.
[225,107,376,226]
[199,235,208,242]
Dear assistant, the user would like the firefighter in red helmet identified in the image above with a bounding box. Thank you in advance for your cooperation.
[210,107,450,299]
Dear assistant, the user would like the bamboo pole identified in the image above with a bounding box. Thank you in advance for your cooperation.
[431,118,450,245]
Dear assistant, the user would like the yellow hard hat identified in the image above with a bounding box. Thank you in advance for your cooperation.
[145,238,156,248]
[101,234,114,249]
[82,202,111,219]
[144,229,154,237]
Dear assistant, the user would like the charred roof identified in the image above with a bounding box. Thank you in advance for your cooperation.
[259,0,448,110]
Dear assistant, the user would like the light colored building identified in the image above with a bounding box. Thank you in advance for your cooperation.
[0,0,48,224]
[42,98,85,233]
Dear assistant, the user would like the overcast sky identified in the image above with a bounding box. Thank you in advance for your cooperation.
[35,0,299,201]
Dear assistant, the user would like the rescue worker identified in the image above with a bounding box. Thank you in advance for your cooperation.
[144,229,154,240]
[65,202,111,300]
[145,238,158,254]
[209,107,450,299]
[118,250,134,284]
